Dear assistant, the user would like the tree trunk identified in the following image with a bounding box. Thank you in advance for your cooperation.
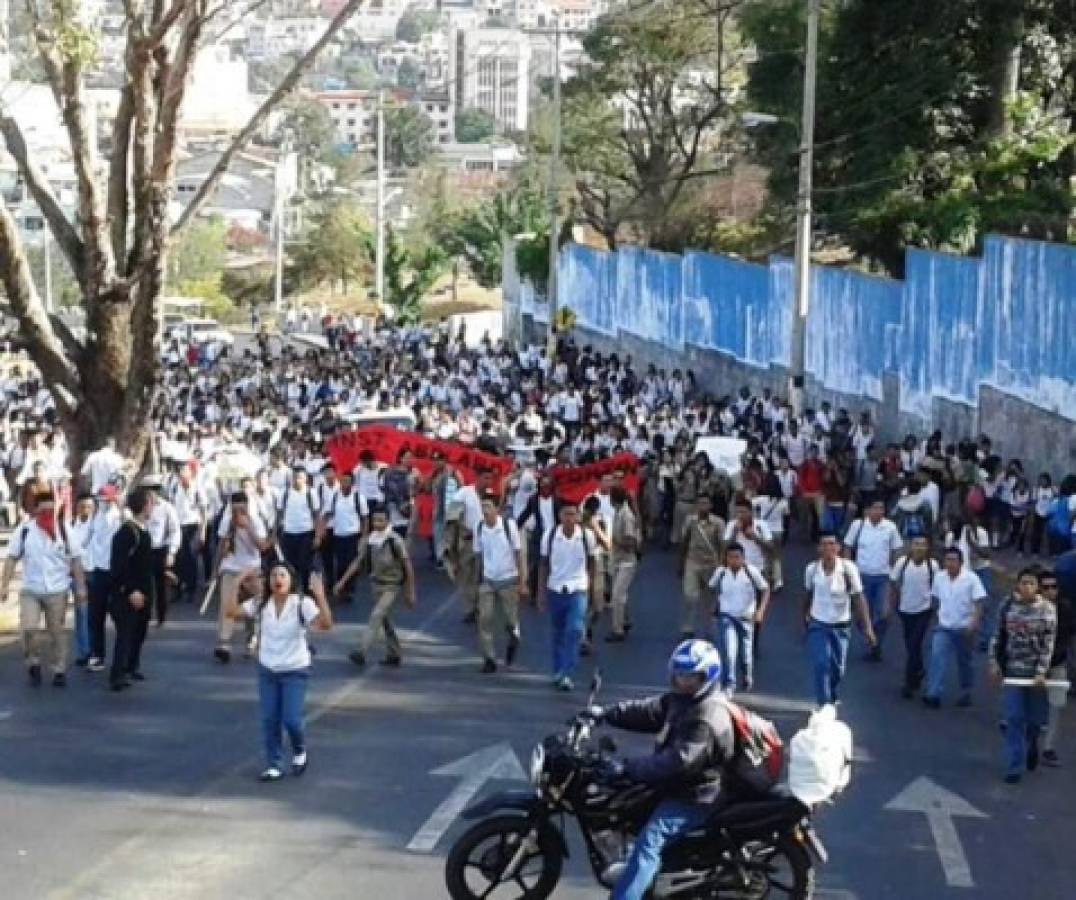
[984,0,1025,139]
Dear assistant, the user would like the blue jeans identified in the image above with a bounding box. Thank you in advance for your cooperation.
[257,665,309,768]
[805,620,850,707]
[1002,685,1048,776]
[613,799,711,900]
[74,600,90,660]
[974,568,994,650]
[822,503,847,534]
[548,588,587,680]
[860,574,890,648]
[716,614,754,695]
[925,627,974,701]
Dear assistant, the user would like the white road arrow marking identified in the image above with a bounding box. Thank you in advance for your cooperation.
[407,742,526,853]
[885,777,987,888]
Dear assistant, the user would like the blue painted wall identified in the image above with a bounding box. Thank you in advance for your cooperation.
[529,237,1075,420]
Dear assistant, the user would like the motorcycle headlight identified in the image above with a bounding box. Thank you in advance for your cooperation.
[529,743,545,787]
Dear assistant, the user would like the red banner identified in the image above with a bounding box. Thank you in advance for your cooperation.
[548,453,642,505]
[324,426,514,487]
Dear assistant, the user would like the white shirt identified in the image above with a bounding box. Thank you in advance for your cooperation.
[844,517,902,576]
[752,496,788,536]
[87,505,123,572]
[355,465,383,502]
[170,481,205,526]
[476,516,521,582]
[722,519,773,569]
[541,526,595,593]
[81,447,125,493]
[945,526,990,572]
[806,559,864,625]
[330,489,368,537]
[278,486,319,534]
[7,521,73,594]
[777,468,798,499]
[890,555,938,615]
[709,564,768,620]
[67,517,94,573]
[242,594,319,672]
[147,499,182,553]
[218,508,268,574]
[931,569,986,629]
[455,485,483,533]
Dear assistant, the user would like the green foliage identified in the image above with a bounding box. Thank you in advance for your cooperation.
[741,0,1076,273]
[343,58,379,90]
[514,237,549,285]
[172,217,227,285]
[383,228,447,324]
[280,96,338,172]
[384,104,435,169]
[560,0,744,247]
[455,108,498,143]
[222,267,274,308]
[292,202,373,292]
[397,57,423,91]
[432,177,549,288]
[396,4,441,43]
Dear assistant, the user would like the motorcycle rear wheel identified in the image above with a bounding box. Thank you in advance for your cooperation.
[445,814,564,900]
[741,835,815,899]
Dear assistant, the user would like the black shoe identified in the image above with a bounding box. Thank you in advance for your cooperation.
[1027,735,1040,772]
[579,640,592,657]
[922,696,941,709]
[680,631,696,641]
[605,632,626,643]
[956,694,972,708]
[28,664,42,687]
[901,685,914,700]
[213,646,231,664]
[623,620,633,633]
[52,672,66,688]
[864,647,882,663]
[74,656,89,668]
[380,655,402,667]
[1043,750,1060,767]
[462,611,477,625]
[1003,773,1021,785]
[128,671,146,682]
[110,678,131,692]
[505,632,520,667]
[348,650,366,668]
[481,658,497,674]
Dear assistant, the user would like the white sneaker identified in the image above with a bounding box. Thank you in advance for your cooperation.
[259,767,284,782]
[292,751,308,776]
[86,657,105,673]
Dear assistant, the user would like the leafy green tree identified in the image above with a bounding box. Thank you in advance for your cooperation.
[397,57,423,91]
[383,228,447,324]
[172,217,228,285]
[455,108,498,143]
[396,4,440,43]
[741,0,1075,273]
[344,58,379,89]
[292,202,372,293]
[560,0,745,248]
[384,104,435,169]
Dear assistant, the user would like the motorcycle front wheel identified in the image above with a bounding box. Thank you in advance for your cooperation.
[740,835,815,899]
[445,814,564,900]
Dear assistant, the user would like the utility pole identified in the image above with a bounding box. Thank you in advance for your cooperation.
[274,132,291,314]
[789,0,820,418]
[544,15,562,361]
[43,228,53,313]
[375,89,386,304]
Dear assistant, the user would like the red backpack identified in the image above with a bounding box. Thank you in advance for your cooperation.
[722,700,785,794]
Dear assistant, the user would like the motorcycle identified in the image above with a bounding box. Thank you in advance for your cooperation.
[444,675,826,899]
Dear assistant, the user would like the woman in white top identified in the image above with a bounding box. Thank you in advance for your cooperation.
[229,561,333,782]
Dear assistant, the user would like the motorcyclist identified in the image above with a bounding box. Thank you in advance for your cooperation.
[586,639,737,900]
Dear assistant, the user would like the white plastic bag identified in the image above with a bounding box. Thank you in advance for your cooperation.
[787,704,853,805]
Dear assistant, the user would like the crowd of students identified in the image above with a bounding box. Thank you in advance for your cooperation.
[0,317,1073,783]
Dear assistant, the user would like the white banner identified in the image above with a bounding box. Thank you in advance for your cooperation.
[694,436,747,477]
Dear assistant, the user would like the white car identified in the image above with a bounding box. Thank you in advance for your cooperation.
[169,318,234,346]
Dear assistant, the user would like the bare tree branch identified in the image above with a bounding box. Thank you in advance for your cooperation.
[171,0,369,236]
[0,115,85,281]
[0,203,81,408]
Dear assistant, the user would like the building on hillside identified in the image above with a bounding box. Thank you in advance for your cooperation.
[316,89,453,150]
[180,44,258,136]
[436,141,523,173]
[247,17,327,58]
[418,93,455,145]
[449,26,531,133]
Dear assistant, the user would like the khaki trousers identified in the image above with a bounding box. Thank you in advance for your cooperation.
[672,500,695,544]
[478,581,520,661]
[20,590,68,674]
[681,561,715,635]
[457,539,479,614]
[218,570,259,644]
[610,558,637,635]
[361,584,402,659]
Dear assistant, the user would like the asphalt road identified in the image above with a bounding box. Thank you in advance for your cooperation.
[0,531,1072,900]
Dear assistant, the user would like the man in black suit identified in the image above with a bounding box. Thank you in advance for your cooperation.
[109,487,156,692]
[517,475,562,597]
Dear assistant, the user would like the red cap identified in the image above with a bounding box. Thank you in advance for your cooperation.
[98,485,119,501]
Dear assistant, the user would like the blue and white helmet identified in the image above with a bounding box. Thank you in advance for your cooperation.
[668,639,722,693]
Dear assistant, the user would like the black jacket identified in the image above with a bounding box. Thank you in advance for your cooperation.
[517,494,563,539]
[603,682,735,805]
[109,521,155,605]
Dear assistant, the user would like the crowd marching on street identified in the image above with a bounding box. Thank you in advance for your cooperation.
[1,316,1075,787]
